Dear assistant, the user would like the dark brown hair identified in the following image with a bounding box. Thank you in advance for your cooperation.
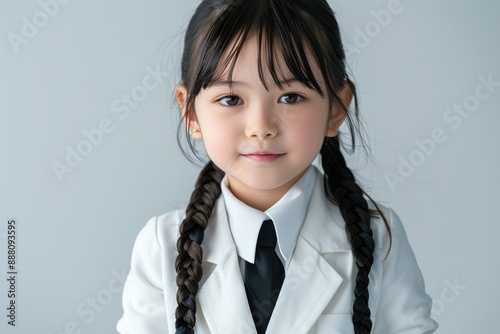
[175,1,391,333]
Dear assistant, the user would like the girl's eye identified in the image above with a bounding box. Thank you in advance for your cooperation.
[278,93,303,104]
[218,95,243,106]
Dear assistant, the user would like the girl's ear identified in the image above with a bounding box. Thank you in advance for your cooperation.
[176,84,202,139]
[326,82,353,137]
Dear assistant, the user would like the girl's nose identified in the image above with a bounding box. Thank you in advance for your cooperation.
[244,104,278,140]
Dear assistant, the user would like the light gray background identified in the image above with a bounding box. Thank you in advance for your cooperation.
[1,0,499,333]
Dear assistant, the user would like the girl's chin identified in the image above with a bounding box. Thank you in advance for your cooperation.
[227,174,297,193]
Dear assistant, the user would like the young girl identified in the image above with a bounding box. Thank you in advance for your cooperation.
[117,0,438,333]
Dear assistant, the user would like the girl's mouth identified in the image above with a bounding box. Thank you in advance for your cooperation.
[242,153,285,163]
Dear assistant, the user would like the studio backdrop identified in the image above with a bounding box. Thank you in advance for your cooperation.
[1,0,499,333]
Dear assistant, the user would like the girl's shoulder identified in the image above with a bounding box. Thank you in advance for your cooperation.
[132,208,186,253]
[364,199,410,252]
[323,190,408,234]
[369,201,406,229]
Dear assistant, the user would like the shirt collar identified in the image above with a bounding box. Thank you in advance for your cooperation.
[220,166,317,269]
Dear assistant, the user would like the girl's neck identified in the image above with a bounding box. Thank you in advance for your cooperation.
[226,170,307,212]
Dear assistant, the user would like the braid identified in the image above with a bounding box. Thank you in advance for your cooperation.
[175,161,224,334]
[321,136,391,334]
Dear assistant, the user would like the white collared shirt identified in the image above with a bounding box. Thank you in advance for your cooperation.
[220,165,317,274]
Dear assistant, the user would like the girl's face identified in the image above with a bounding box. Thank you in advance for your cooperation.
[177,34,351,211]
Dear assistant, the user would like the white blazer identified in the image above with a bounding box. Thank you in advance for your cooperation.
[117,170,438,333]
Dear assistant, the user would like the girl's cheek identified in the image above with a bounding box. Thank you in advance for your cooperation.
[295,119,324,138]
[203,125,236,151]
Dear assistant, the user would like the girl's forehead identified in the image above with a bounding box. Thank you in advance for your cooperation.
[218,35,285,73]
[213,33,323,88]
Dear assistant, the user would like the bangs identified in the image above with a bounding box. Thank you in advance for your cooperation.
[184,0,344,98]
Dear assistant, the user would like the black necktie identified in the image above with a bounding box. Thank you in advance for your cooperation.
[244,219,285,334]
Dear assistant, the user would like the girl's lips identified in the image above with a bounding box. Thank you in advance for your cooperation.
[243,153,285,163]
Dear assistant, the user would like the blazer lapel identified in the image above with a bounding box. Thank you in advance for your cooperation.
[266,169,352,333]
[196,198,257,334]
[266,236,344,333]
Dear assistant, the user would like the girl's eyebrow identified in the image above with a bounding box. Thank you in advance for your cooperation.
[208,77,303,88]
[209,79,247,87]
